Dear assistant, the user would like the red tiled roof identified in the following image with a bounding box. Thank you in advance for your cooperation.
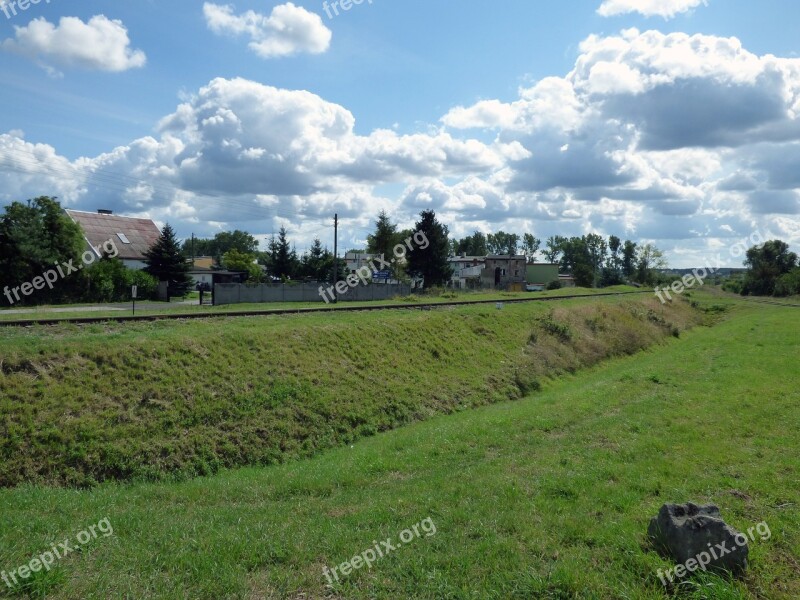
[65,210,162,261]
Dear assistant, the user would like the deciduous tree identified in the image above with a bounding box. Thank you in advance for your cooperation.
[742,240,798,296]
[487,231,520,255]
[0,196,85,305]
[522,234,541,262]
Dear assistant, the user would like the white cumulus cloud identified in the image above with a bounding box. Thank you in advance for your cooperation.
[1,15,146,73]
[203,2,331,58]
[597,0,708,19]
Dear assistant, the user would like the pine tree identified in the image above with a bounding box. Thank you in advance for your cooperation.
[300,238,329,281]
[144,223,192,296]
[406,210,453,288]
[271,227,295,279]
[366,210,400,266]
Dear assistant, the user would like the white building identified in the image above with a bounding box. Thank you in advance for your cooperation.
[448,255,485,289]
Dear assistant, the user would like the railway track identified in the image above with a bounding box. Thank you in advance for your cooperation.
[0,290,653,328]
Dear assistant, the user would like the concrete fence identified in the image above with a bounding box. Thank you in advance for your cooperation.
[213,282,413,305]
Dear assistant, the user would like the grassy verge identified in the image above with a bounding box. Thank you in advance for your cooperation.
[1,292,689,488]
[0,294,796,599]
[0,286,642,322]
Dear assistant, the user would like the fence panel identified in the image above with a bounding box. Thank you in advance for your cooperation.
[213,283,412,306]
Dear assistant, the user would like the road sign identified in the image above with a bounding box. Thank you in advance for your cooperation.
[131,285,138,299]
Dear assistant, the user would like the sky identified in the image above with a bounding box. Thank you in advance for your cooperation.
[1,0,799,266]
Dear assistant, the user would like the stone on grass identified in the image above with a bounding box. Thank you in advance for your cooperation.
[648,502,748,574]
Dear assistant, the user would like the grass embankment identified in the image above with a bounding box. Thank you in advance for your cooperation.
[1,293,688,488]
[0,294,797,599]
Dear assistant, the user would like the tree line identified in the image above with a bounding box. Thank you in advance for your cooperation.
[182,227,345,283]
[447,230,665,287]
[2,197,797,306]
[189,210,670,288]
[183,209,452,286]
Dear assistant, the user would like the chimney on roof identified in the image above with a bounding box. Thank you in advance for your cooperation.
[98,209,113,215]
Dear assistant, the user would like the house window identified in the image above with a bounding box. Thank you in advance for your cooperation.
[116,233,131,244]
[515,270,519,276]
[501,268,506,276]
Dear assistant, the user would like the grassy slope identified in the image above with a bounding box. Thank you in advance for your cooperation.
[0,291,686,487]
[0,294,797,599]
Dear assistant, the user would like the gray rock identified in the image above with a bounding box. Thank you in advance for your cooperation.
[648,503,749,575]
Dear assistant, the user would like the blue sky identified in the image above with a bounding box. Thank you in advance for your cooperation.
[1,0,799,264]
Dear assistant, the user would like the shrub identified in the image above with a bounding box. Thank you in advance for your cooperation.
[128,269,159,300]
[538,316,572,342]
[773,268,800,297]
[546,280,562,291]
[84,259,159,302]
[722,276,744,295]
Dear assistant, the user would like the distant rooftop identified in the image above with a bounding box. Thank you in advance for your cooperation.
[65,209,161,261]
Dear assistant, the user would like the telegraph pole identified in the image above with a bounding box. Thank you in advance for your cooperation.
[333,213,339,304]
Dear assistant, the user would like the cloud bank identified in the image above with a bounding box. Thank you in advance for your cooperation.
[2,28,799,265]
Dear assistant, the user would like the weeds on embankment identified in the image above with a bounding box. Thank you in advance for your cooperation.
[0,296,699,487]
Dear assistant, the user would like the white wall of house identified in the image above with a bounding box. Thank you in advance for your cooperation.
[448,257,485,288]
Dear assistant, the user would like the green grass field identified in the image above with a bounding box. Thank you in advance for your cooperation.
[0,292,797,599]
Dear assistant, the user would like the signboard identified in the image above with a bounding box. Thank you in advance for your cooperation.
[372,270,391,280]
[131,285,138,299]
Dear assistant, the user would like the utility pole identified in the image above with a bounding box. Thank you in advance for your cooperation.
[191,233,195,265]
[333,213,339,304]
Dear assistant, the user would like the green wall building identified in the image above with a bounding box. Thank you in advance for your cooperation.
[526,263,560,285]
